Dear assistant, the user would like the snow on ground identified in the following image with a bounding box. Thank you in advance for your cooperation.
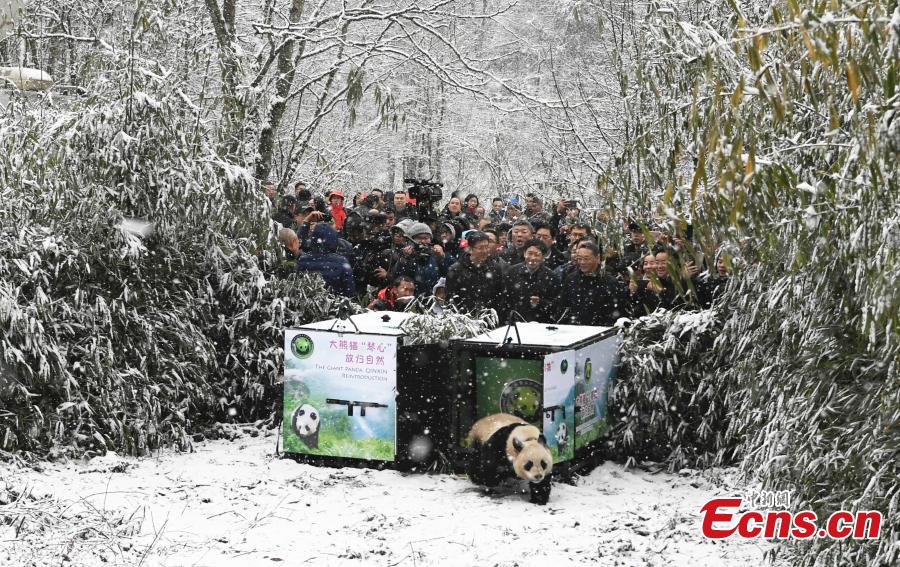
[1,427,782,567]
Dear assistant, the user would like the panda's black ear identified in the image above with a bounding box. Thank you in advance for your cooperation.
[513,437,524,452]
[538,434,548,446]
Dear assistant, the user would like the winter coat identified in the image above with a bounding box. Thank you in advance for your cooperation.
[499,245,525,266]
[526,210,552,225]
[387,204,418,221]
[557,267,629,326]
[488,210,506,224]
[296,224,356,297]
[554,260,580,281]
[696,275,729,308]
[272,209,296,229]
[622,242,649,272]
[446,253,507,314]
[390,248,445,297]
[542,248,567,271]
[439,210,472,231]
[275,250,300,279]
[346,239,383,295]
[329,203,347,230]
[504,263,560,323]
[629,279,661,317]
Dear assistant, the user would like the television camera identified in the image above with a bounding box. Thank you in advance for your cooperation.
[404,177,443,222]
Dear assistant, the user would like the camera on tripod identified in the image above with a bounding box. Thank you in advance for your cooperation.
[404,178,443,220]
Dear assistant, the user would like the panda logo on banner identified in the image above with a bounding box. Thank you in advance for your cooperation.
[291,334,315,359]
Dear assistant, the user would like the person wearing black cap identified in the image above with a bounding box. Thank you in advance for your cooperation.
[446,231,507,314]
[622,219,649,271]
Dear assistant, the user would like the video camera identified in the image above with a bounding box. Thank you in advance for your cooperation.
[412,241,433,261]
[404,177,443,221]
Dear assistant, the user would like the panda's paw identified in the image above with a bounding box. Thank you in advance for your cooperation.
[529,482,551,505]
[529,491,550,505]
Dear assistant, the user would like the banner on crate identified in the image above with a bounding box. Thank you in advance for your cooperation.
[573,335,621,450]
[542,349,576,462]
[283,330,397,461]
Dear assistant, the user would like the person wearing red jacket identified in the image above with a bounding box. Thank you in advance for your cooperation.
[328,190,347,230]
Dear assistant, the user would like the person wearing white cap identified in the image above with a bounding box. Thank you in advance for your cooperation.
[390,222,445,297]
[394,218,416,236]
[431,277,447,313]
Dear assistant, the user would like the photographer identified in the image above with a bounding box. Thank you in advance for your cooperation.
[296,224,355,297]
[524,193,551,224]
[389,223,446,297]
[365,220,413,290]
[272,195,299,229]
[342,211,383,297]
[551,197,581,235]
[439,196,471,230]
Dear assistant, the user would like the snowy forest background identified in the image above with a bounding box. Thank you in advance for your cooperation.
[1,0,898,565]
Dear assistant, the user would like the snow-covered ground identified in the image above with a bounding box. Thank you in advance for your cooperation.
[1,427,782,566]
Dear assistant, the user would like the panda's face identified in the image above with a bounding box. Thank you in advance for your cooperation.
[506,424,542,462]
[557,423,567,438]
[513,442,553,483]
[293,404,320,435]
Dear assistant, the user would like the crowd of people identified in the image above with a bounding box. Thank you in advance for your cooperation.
[265,180,731,327]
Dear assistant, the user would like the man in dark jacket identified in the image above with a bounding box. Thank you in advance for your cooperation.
[534,222,566,271]
[620,219,650,276]
[390,223,445,297]
[696,253,731,308]
[446,231,507,314]
[296,224,356,297]
[386,190,418,221]
[504,239,559,323]
[558,242,629,326]
[500,219,534,265]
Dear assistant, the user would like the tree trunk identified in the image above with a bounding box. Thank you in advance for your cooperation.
[254,0,306,184]
[203,0,244,153]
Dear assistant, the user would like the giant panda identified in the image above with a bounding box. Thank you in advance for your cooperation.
[290,404,320,449]
[465,413,553,505]
[555,422,568,455]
